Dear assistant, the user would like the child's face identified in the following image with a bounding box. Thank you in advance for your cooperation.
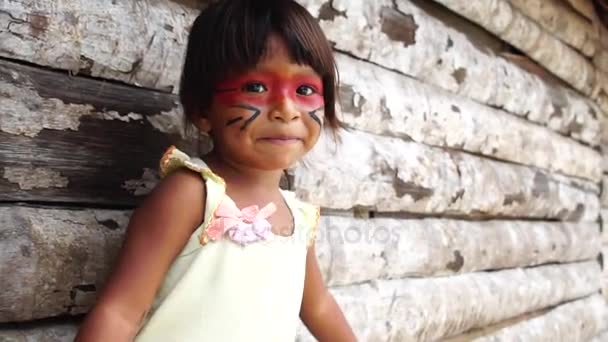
[205,34,324,170]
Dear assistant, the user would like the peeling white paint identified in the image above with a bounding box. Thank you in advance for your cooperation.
[297,261,600,341]
[0,82,91,137]
[478,295,607,341]
[95,111,143,122]
[2,167,69,190]
[121,168,159,195]
[0,77,161,137]
[146,107,186,137]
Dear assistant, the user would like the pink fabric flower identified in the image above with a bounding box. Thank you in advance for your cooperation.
[206,196,277,246]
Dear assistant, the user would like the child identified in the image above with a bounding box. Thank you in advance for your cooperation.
[76,0,355,340]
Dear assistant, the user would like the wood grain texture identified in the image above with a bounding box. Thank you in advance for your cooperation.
[316,216,600,286]
[300,0,602,145]
[295,129,600,221]
[0,0,601,145]
[336,52,602,182]
[2,205,599,322]
[297,261,600,341]
[430,0,608,116]
[0,206,129,322]
[0,59,203,206]
[477,294,608,342]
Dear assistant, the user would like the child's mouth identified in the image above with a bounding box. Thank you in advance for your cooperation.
[259,136,301,145]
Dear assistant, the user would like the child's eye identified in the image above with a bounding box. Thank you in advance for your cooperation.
[242,82,267,93]
[296,85,316,96]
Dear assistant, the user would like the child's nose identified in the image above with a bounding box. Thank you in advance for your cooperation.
[269,96,300,122]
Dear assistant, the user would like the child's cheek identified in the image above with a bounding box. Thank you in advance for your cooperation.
[293,94,324,111]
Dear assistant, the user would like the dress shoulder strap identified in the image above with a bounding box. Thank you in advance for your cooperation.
[159,146,226,246]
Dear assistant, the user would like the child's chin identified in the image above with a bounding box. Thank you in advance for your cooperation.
[254,156,298,171]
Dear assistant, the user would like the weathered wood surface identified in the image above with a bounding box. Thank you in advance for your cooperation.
[430,0,608,116]
[4,205,599,322]
[2,58,600,217]
[602,209,608,243]
[0,0,601,146]
[298,261,600,341]
[603,245,608,301]
[602,176,608,207]
[336,52,602,182]
[590,330,608,342]
[564,0,599,21]
[0,0,197,93]
[316,216,600,286]
[507,0,607,59]
[442,308,551,342]
[0,59,200,206]
[0,206,129,322]
[477,294,608,341]
[0,321,79,342]
[300,0,602,145]
[295,129,599,220]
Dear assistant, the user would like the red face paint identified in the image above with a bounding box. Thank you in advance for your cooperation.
[214,71,324,111]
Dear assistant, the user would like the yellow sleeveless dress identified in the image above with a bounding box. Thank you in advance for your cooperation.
[134,147,319,342]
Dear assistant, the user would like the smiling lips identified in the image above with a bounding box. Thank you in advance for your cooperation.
[259,136,301,145]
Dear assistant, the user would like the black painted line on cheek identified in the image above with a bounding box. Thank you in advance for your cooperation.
[308,106,324,127]
[226,117,243,126]
[229,104,262,130]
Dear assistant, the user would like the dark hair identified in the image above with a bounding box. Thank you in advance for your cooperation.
[180,0,341,132]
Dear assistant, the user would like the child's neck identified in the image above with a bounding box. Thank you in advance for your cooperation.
[204,151,284,191]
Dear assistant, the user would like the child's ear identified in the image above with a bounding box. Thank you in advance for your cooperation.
[195,116,212,133]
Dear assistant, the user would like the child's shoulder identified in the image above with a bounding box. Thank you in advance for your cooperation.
[160,146,224,186]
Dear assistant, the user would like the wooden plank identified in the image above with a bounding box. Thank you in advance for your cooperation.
[297,261,600,341]
[0,0,197,93]
[590,330,608,342]
[2,205,599,322]
[602,176,608,207]
[563,0,599,21]
[336,52,602,182]
[300,0,601,145]
[507,0,604,58]
[0,58,203,206]
[0,0,601,146]
[0,321,79,342]
[603,245,608,301]
[316,216,600,286]
[295,129,600,221]
[442,308,550,341]
[601,209,608,243]
[0,206,129,322]
[430,0,608,116]
[476,294,608,341]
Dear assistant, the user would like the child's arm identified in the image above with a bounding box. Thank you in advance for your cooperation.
[75,169,206,342]
[300,245,357,341]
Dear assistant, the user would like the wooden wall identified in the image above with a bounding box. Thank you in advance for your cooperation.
[1,0,607,340]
